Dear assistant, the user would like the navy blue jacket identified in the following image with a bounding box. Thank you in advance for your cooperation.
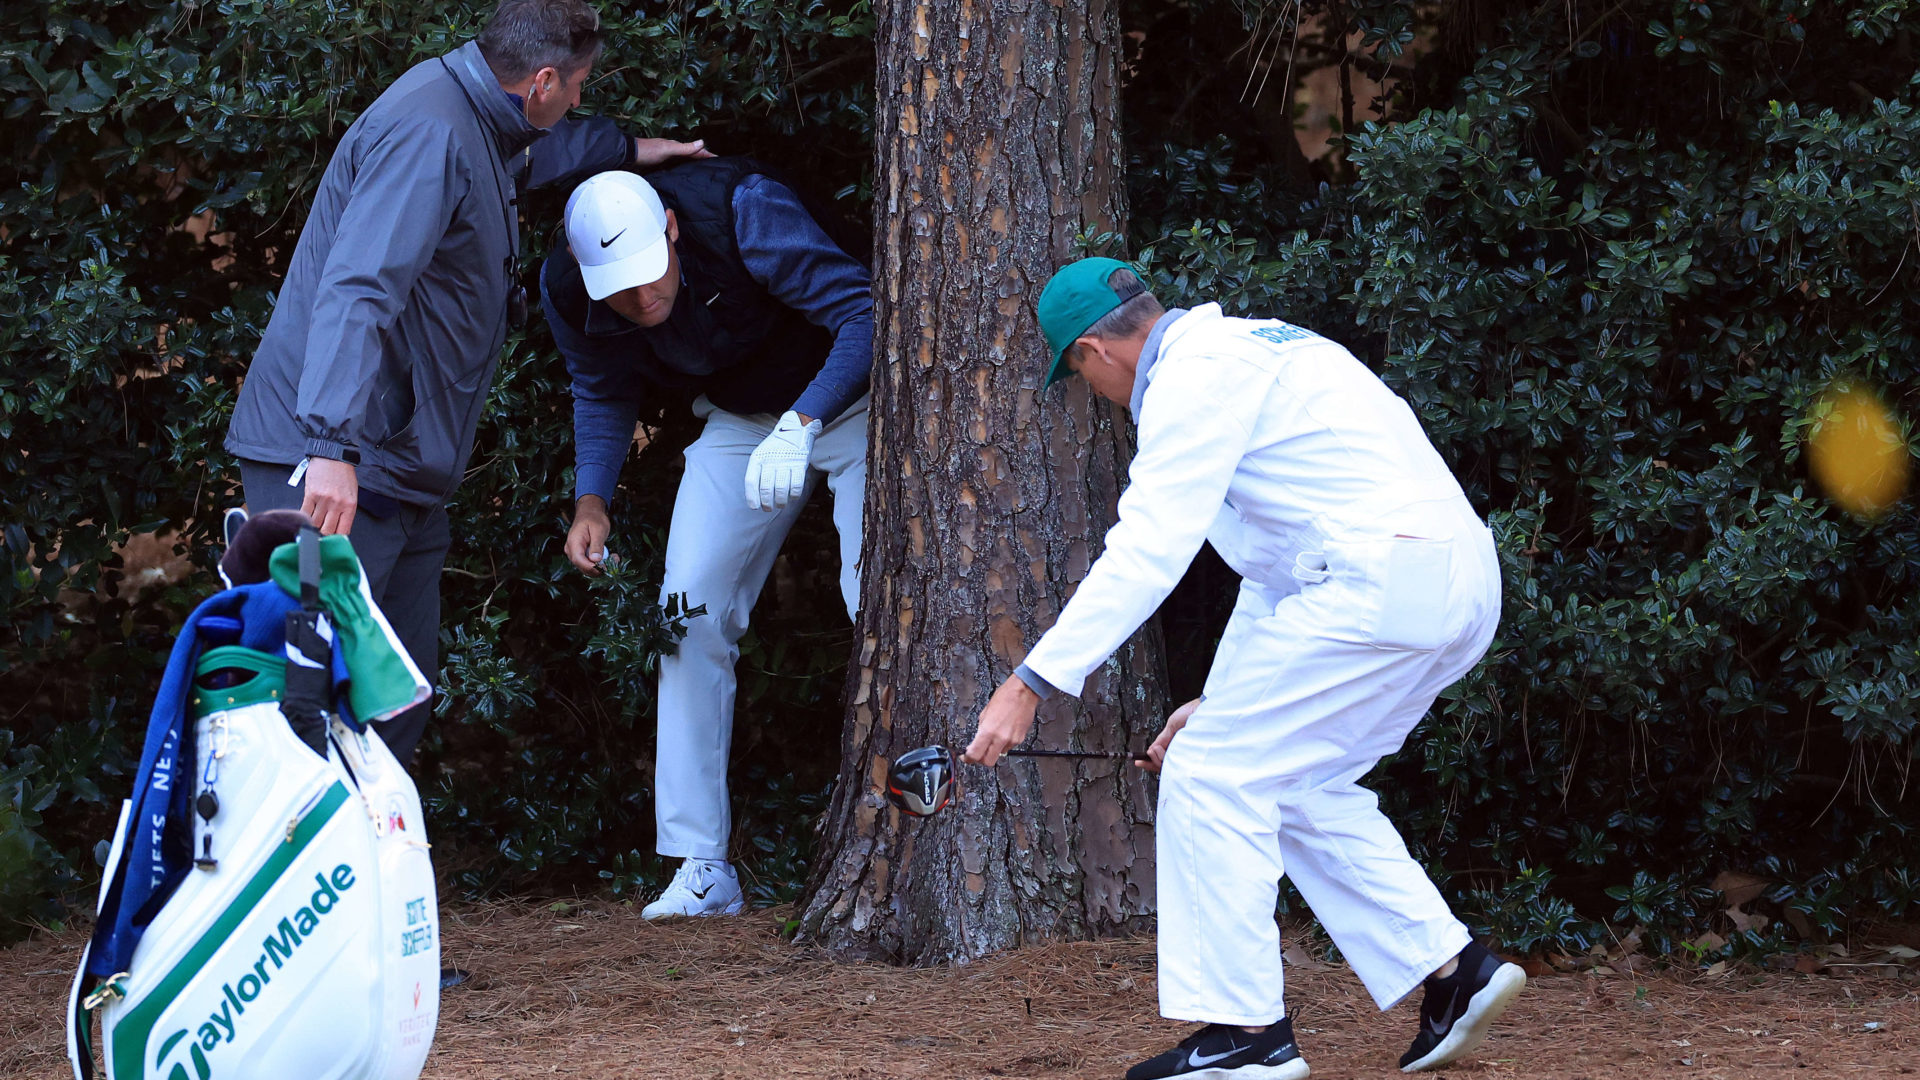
[540,160,872,504]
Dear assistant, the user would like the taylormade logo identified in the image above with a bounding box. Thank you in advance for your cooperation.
[155,864,358,1079]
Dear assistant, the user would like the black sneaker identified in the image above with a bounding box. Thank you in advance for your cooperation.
[1398,941,1526,1072]
[1126,1017,1310,1080]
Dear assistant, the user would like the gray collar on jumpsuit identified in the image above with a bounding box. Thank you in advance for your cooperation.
[1128,307,1190,420]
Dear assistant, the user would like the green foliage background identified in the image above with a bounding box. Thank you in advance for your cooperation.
[3,0,1916,963]
[0,0,872,930]
[1129,0,1920,958]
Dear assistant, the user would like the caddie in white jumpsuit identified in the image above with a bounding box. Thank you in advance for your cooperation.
[965,257,1526,1079]
[543,161,871,919]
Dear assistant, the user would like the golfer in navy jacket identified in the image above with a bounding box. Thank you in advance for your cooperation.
[540,158,871,918]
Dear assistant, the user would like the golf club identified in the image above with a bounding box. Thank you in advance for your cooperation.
[886,744,1151,818]
[1000,748,1146,760]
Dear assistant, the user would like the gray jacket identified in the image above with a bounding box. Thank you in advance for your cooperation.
[226,42,632,506]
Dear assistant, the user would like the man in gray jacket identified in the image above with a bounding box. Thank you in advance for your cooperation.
[225,0,706,763]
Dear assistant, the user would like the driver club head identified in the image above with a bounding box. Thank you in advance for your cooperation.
[886,744,956,817]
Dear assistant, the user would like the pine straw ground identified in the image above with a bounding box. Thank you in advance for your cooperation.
[6,902,1918,1079]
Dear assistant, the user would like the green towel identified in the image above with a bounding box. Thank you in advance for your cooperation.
[268,534,431,723]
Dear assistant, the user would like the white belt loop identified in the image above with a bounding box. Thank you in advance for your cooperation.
[1291,551,1331,585]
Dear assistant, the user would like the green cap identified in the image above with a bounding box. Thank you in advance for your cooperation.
[1037,257,1135,387]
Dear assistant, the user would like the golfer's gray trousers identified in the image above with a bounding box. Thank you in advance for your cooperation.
[239,459,449,768]
[655,394,868,861]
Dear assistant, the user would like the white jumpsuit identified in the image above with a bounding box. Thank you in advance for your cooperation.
[1020,304,1501,1025]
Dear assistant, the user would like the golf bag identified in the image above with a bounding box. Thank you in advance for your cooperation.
[68,524,440,1080]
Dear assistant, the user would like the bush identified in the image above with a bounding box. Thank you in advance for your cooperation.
[0,0,872,937]
[1133,0,1920,956]
[4,0,1916,958]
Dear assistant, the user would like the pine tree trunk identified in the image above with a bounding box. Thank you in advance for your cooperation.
[798,0,1166,964]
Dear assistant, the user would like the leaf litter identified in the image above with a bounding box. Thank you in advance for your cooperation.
[1,904,1917,1078]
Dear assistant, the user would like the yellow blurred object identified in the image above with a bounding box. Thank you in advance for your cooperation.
[1806,381,1910,519]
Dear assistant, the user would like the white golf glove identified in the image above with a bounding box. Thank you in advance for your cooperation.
[744,410,822,511]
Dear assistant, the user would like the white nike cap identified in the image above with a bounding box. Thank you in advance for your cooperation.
[565,171,671,300]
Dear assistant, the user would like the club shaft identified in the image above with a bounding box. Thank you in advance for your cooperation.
[1004,748,1142,760]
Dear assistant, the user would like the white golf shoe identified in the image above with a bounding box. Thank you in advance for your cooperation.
[640,858,745,920]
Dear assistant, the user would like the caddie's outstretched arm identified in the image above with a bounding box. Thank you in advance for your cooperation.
[1016,357,1269,697]
[965,359,1268,765]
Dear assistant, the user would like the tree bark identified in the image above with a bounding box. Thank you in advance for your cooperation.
[798,0,1167,964]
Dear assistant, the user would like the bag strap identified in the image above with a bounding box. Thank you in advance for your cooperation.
[298,519,321,609]
[281,525,332,756]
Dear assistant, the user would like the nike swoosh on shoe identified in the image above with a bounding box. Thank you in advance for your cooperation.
[1425,985,1462,1036]
[1186,1046,1242,1069]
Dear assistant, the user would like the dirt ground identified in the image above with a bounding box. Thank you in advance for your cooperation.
[7,902,1917,1079]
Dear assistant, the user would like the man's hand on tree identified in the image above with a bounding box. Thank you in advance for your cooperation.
[301,456,358,537]
[633,137,713,168]
[1137,696,1204,774]
[565,495,613,576]
[963,676,1041,766]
